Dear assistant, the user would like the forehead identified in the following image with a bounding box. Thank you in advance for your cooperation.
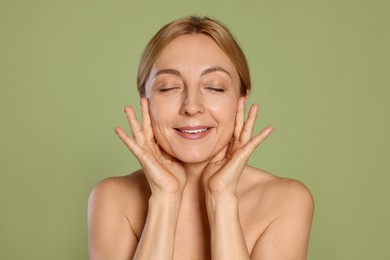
[152,34,238,76]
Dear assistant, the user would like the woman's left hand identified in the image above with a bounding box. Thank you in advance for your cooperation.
[202,97,274,196]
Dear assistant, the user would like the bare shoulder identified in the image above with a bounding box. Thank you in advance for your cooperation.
[239,166,314,218]
[89,170,150,204]
[88,169,151,220]
[239,167,314,257]
[88,170,150,259]
[88,170,150,237]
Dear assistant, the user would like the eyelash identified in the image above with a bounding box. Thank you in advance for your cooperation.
[157,87,179,92]
[156,86,224,93]
[206,87,225,92]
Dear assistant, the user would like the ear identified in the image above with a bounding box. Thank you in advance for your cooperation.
[243,89,250,103]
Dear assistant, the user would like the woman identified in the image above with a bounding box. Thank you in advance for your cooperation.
[88,16,314,260]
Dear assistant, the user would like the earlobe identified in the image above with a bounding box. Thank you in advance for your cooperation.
[245,89,250,99]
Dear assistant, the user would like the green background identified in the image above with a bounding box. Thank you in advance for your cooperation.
[1,0,389,259]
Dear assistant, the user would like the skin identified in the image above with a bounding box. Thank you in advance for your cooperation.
[88,34,314,260]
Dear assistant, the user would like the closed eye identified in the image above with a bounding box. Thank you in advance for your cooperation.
[206,87,225,92]
[157,87,180,92]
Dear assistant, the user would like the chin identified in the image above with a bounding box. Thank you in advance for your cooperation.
[170,149,215,164]
[176,154,210,164]
[179,157,210,164]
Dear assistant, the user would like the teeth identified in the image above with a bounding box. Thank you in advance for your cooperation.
[180,128,208,134]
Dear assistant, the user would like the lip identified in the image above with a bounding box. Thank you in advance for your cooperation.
[174,126,213,140]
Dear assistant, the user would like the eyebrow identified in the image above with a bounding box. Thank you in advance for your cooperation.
[201,66,231,78]
[153,66,231,79]
[154,68,182,78]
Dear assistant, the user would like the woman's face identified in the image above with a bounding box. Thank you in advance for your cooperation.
[144,34,242,163]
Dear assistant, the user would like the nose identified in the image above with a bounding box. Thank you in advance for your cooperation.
[180,88,205,115]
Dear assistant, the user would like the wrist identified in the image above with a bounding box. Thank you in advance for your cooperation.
[205,192,239,211]
[149,192,183,207]
[148,194,182,227]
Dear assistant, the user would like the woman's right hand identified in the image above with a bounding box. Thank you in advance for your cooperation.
[115,98,187,196]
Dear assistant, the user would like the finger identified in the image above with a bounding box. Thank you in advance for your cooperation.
[114,126,144,156]
[124,105,146,145]
[242,126,274,157]
[240,103,259,144]
[233,97,246,141]
[141,98,154,142]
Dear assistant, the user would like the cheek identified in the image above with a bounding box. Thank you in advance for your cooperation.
[207,100,238,136]
[148,103,160,124]
[149,98,171,122]
[207,97,238,121]
[148,98,179,137]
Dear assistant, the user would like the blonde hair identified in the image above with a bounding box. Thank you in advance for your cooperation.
[137,15,251,97]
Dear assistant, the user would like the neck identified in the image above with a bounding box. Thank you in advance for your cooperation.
[180,162,209,214]
[182,161,209,187]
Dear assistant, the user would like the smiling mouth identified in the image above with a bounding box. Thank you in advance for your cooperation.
[175,128,210,134]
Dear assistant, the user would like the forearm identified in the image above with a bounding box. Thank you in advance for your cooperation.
[133,194,182,260]
[206,193,250,260]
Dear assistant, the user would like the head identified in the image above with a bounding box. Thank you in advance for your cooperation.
[137,16,252,164]
[137,15,251,97]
